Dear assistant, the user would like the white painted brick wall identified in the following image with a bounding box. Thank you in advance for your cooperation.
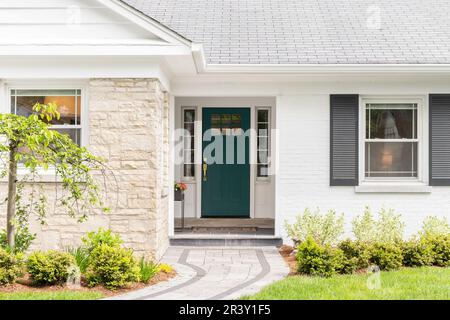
[277,94,450,243]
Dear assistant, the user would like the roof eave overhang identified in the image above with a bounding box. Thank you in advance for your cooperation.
[201,63,450,75]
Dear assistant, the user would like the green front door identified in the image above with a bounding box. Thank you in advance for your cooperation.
[201,108,250,217]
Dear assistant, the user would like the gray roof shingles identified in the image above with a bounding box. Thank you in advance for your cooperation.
[122,0,450,64]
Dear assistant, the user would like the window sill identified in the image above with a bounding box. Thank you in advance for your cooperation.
[355,182,432,194]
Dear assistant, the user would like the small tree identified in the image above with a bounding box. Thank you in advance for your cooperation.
[0,103,109,251]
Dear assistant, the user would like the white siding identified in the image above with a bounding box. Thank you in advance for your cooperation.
[0,0,159,42]
[277,93,450,242]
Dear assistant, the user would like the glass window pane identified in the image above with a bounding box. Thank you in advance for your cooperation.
[258,123,268,136]
[365,142,417,178]
[76,96,81,125]
[258,164,268,177]
[184,164,195,177]
[16,89,78,96]
[13,93,79,126]
[45,96,77,125]
[15,96,43,118]
[183,108,196,178]
[211,114,221,128]
[231,114,241,128]
[10,96,15,113]
[53,129,81,146]
[184,150,194,164]
[184,123,194,135]
[258,110,269,122]
[258,137,268,149]
[258,150,268,164]
[184,137,195,150]
[366,104,417,139]
[184,109,195,122]
[221,114,231,128]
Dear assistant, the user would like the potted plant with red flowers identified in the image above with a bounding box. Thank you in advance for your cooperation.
[174,182,188,201]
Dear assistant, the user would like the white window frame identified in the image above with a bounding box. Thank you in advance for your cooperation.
[360,96,425,184]
[256,107,271,180]
[3,81,89,178]
[181,106,197,181]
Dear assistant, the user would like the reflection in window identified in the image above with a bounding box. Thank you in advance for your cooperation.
[183,108,196,178]
[365,103,418,178]
[10,89,82,145]
[257,109,270,177]
[210,113,242,135]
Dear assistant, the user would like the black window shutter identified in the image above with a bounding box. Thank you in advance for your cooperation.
[429,94,450,186]
[330,94,359,186]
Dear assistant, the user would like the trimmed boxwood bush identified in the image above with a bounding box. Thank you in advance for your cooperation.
[0,248,24,285]
[369,242,403,271]
[338,239,371,271]
[402,239,434,267]
[296,236,344,277]
[27,250,75,285]
[425,235,450,267]
[82,228,123,254]
[85,244,140,290]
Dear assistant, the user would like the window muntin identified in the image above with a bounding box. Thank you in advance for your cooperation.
[183,108,196,178]
[10,89,82,145]
[365,103,418,179]
[257,108,270,177]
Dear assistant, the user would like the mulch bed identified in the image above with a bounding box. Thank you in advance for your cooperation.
[0,271,177,298]
[279,245,298,275]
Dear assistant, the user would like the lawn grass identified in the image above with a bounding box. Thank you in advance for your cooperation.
[0,291,104,300]
[242,267,450,300]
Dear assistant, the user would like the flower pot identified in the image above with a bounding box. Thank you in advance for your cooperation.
[174,189,184,201]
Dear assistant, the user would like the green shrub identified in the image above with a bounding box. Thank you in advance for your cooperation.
[402,239,434,267]
[285,208,344,246]
[369,242,403,271]
[157,263,173,274]
[85,244,140,289]
[338,239,372,271]
[420,216,450,238]
[424,235,450,267]
[352,206,404,243]
[82,228,123,253]
[67,247,90,274]
[139,257,159,283]
[0,248,24,285]
[0,228,36,254]
[27,250,75,285]
[351,206,377,243]
[296,236,344,277]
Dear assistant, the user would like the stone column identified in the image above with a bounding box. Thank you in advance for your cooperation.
[88,78,169,259]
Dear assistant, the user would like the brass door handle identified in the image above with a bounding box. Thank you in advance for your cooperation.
[203,158,208,181]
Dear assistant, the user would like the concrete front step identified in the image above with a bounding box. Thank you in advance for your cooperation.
[169,235,283,247]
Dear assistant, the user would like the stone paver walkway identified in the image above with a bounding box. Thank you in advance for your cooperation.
[108,247,289,300]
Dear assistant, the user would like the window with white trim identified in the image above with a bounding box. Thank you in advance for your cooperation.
[364,102,419,179]
[257,108,270,177]
[10,89,83,145]
[182,108,196,178]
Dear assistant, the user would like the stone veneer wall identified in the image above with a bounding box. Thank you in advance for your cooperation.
[0,78,170,259]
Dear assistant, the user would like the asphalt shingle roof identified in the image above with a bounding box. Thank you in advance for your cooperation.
[123,0,450,65]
